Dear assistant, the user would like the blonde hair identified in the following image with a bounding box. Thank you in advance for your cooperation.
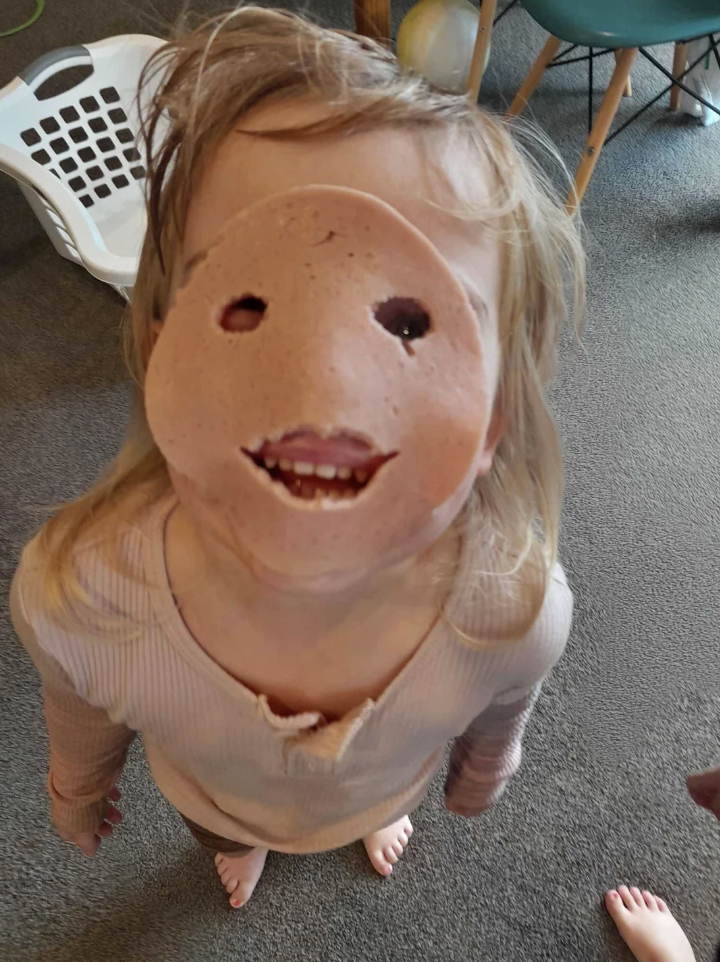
[37,5,584,639]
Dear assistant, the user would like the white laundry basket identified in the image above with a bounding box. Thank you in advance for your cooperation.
[0,34,166,299]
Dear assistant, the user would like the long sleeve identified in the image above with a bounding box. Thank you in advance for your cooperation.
[444,686,541,816]
[444,566,574,817]
[10,573,136,834]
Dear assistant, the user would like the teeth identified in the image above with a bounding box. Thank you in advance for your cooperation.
[315,464,337,480]
[261,455,371,490]
[328,490,343,500]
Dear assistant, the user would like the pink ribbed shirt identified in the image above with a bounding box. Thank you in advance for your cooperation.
[10,492,573,853]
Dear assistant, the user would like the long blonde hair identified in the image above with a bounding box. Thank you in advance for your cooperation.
[37,5,584,638]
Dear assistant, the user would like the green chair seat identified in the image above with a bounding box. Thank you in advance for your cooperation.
[520,0,720,49]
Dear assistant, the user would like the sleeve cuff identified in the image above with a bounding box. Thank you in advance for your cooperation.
[50,797,107,834]
[444,777,510,817]
[47,770,112,835]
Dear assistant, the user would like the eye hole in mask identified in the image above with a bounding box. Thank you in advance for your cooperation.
[373,297,431,356]
[219,295,267,333]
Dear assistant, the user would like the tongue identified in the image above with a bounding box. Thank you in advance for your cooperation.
[259,431,374,468]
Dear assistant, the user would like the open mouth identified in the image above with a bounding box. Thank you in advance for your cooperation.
[242,430,397,502]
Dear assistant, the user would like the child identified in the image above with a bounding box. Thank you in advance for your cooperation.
[10,7,583,909]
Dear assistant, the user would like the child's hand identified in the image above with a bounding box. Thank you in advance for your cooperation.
[686,767,720,821]
[57,785,123,857]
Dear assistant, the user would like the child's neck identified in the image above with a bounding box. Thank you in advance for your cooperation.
[168,502,455,646]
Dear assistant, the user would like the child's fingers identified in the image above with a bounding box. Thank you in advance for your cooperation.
[96,822,114,838]
[78,832,101,857]
[104,803,122,824]
[57,827,103,856]
[108,785,121,803]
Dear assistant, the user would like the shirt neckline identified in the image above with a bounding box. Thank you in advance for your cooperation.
[144,491,470,732]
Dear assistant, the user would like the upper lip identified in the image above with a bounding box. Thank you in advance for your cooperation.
[247,429,390,469]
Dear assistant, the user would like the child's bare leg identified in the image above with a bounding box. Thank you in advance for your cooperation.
[605,886,696,962]
[363,815,413,876]
[214,847,268,908]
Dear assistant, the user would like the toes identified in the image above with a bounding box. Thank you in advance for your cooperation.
[656,897,669,913]
[215,855,236,888]
[216,848,268,906]
[630,887,644,908]
[618,886,636,910]
[230,883,253,909]
[363,822,412,877]
[605,891,625,916]
[384,846,399,865]
[371,852,393,876]
[642,890,658,911]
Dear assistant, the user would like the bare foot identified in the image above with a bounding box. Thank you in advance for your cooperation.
[605,886,696,962]
[214,847,268,908]
[363,816,413,876]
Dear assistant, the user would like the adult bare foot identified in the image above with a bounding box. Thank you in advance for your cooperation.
[214,847,268,908]
[363,816,413,876]
[605,886,696,962]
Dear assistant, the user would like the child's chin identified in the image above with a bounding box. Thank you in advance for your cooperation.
[246,552,380,596]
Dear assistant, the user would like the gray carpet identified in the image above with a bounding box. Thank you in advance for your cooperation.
[2,2,720,960]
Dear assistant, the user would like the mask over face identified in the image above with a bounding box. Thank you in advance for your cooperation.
[145,185,491,590]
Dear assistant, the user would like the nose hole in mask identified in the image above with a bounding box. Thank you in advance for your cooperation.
[219,295,267,333]
[373,297,431,356]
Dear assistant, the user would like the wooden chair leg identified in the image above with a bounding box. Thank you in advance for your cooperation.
[614,49,632,96]
[569,47,637,210]
[507,35,562,117]
[354,0,391,42]
[467,0,498,102]
[670,42,689,110]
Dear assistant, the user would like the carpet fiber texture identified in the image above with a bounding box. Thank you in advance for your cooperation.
[1,2,719,960]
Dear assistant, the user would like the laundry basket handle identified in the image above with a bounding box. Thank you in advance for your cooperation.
[20,45,92,94]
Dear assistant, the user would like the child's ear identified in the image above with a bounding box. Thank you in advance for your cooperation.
[476,398,503,478]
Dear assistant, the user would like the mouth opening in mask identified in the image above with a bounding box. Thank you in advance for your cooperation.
[242,430,397,502]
